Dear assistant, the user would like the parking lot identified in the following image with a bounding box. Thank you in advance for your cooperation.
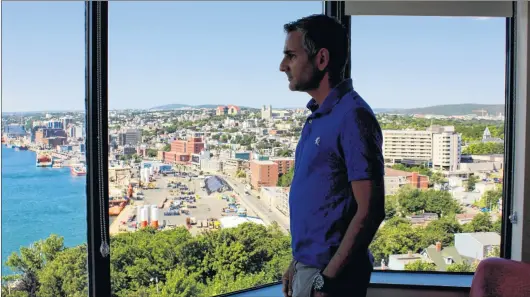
[112,173,256,235]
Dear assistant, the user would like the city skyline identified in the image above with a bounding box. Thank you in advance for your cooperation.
[3,2,506,112]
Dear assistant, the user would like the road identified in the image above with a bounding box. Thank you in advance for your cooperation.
[219,175,290,233]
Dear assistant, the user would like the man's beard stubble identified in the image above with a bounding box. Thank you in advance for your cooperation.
[293,63,326,92]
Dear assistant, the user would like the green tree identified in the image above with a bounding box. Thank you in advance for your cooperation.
[446,261,477,272]
[430,171,447,186]
[277,167,294,187]
[37,245,88,297]
[384,195,398,220]
[466,175,479,192]
[8,224,293,297]
[463,213,494,233]
[369,217,423,265]
[235,170,246,179]
[487,246,500,258]
[277,148,293,157]
[146,149,158,158]
[5,234,65,297]
[163,144,171,152]
[423,190,462,217]
[395,186,425,215]
[404,260,437,271]
[421,216,462,248]
[493,218,502,234]
[477,186,503,210]
[462,142,504,155]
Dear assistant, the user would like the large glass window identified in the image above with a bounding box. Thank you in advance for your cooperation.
[1,2,89,296]
[106,2,319,296]
[3,2,522,297]
[350,16,507,272]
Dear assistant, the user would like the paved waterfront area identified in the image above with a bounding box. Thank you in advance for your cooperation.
[109,173,258,236]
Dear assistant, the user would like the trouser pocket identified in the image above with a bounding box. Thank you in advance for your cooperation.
[292,262,319,297]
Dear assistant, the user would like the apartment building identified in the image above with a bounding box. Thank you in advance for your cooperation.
[383,125,461,171]
[35,128,67,147]
[270,157,295,175]
[260,187,290,217]
[250,160,279,189]
[223,158,249,177]
[432,126,461,171]
[118,129,141,146]
[161,136,204,164]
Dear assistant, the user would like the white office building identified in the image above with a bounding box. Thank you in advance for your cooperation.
[382,125,461,171]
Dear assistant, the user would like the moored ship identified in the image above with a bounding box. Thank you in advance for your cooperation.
[71,165,86,176]
[36,153,53,167]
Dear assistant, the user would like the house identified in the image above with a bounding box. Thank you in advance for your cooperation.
[420,242,468,271]
[454,232,501,261]
[387,251,424,270]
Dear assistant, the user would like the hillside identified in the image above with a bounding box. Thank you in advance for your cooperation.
[150,104,255,110]
[388,104,505,116]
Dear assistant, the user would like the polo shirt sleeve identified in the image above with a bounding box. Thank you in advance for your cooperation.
[339,107,384,182]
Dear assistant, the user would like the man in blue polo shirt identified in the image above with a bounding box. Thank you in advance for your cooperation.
[279,15,385,297]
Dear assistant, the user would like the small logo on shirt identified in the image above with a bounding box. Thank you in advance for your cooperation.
[315,137,320,146]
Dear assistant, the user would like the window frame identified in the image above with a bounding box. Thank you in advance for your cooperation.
[85,1,111,297]
[83,1,519,296]
[343,0,518,290]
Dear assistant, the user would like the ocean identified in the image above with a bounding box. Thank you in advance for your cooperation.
[2,146,87,275]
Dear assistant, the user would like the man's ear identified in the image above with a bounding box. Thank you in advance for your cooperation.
[316,48,330,71]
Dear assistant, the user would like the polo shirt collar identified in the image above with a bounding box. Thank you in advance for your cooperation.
[306,79,354,116]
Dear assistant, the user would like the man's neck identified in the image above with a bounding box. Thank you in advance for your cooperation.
[308,88,332,106]
[307,76,339,105]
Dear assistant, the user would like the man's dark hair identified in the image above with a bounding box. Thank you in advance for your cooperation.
[284,14,349,85]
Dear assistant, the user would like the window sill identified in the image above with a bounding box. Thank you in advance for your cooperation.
[222,272,473,297]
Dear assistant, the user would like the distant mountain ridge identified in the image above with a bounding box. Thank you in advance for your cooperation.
[385,104,505,116]
[150,104,259,110]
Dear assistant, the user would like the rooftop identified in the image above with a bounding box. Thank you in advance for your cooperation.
[384,167,413,177]
[219,216,265,229]
[457,232,501,246]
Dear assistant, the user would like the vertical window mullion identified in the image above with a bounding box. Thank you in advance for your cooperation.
[85,1,111,297]
[501,2,517,259]
[324,1,351,79]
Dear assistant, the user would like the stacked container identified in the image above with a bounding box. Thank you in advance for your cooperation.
[150,205,159,229]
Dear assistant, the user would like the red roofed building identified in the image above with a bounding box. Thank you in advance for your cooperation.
[227,105,240,115]
[215,105,240,116]
[384,167,429,195]
[216,106,228,116]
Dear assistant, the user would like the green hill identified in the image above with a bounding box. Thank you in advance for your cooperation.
[389,104,505,116]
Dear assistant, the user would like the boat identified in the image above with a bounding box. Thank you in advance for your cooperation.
[52,160,63,168]
[71,165,86,176]
[36,153,53,167]
[19,145,29,151]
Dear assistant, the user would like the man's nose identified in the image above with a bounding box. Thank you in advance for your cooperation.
[279,62,287,72]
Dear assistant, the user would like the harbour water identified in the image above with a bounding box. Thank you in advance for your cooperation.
[2,146,87,275]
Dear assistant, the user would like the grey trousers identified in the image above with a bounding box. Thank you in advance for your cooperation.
[292,261,319,297]
[291,258,372,297]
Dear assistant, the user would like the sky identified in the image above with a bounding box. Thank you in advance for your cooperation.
[2,2,507,112]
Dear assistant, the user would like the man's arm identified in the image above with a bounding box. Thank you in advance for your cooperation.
[322,107,386,278]
[322,179,385,278]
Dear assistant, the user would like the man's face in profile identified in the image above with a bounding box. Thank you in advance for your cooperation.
[280,31,325,92]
